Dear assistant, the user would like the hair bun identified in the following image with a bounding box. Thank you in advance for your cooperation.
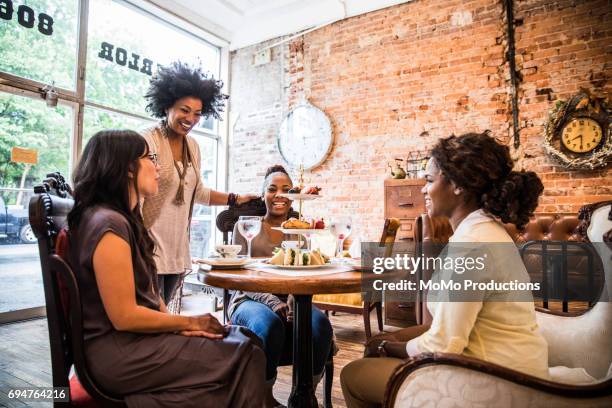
[481,171,543,229]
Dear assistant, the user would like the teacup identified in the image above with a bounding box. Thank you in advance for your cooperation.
[215,244,242,258]
[281,240,305,250]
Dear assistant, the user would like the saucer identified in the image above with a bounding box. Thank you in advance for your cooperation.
[195,257,255,268]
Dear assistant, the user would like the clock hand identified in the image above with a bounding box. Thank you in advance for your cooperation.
[570,134,583,142]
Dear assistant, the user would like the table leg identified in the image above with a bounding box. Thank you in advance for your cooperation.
[288,294,318,408]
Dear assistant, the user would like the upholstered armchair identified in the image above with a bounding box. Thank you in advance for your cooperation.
[384,201,612,407]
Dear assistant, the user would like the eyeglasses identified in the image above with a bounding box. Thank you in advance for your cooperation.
[146,153,159,165]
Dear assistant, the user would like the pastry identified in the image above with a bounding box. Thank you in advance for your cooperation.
[281,217,311,229]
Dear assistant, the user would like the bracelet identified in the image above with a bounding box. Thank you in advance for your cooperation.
[227,193,238,207]
[377,340,388,357]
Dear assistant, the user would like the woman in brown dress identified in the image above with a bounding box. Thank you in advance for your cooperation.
[68,129,265,408]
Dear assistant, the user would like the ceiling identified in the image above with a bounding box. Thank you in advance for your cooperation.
[149,0,412,50]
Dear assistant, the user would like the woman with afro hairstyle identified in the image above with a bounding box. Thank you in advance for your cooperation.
[142,61,256,306]
[341,132,549,408]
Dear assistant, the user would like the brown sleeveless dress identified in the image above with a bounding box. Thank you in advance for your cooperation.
[69,206,265,408]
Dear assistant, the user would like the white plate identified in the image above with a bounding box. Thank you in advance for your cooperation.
[261,261,335,270]
[195,258,255,267]
[272,227,329,235]
[276,193,322,201]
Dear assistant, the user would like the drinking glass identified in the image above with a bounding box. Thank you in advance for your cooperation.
[237,216,262,258]
[329,217,352,257]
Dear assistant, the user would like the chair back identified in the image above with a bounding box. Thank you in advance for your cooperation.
[414,214,453,324]
[216,198,298,244]
[29,173,124,406]
[379,218,401,257]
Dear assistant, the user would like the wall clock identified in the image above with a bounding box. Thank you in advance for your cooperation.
[277,102,333,170]
[544,89,611,170]
[561,117,602,153]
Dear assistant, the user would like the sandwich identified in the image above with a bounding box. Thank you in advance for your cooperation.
[284,248,300,265]
[269,248,331,266]
[270,248,285,265]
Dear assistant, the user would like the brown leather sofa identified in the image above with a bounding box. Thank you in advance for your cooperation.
[414,211,600,324]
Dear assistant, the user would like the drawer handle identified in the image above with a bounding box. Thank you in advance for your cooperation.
[399,237,412,241]
[397,304,412,309]
[398,202,414,207]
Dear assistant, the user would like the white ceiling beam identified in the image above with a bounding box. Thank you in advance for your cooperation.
[145,0,234,41]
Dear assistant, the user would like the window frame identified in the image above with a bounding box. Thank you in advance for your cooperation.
[0,0,231,322]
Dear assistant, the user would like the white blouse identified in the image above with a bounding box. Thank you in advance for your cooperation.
[406,209,549,379]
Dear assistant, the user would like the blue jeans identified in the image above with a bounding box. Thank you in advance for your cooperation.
[231,299,333,382]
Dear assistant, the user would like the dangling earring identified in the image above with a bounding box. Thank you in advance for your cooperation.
[454,188,462,195]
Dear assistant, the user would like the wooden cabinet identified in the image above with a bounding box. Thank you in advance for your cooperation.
[384,178,425,327]
[384,178,425,242]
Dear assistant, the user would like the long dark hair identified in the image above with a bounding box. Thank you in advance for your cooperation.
[68,130,157,274]
[431,132,543,229]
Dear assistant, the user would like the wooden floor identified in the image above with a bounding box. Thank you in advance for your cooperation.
[0,306,391,408]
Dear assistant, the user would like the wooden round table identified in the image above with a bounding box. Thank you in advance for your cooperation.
[199,266,373,408]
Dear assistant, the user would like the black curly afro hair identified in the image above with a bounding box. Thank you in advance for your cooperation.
[144,61,228,119]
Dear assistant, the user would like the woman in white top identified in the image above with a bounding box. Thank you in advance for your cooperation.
[340,132,549,408]
[141,62,255,304]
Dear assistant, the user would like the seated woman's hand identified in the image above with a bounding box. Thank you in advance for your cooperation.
[379,341,409,359]
[181,313,228,339]
[272,302,290,322]
[273,295,295,323]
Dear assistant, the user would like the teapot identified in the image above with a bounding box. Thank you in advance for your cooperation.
[388,158,406,179]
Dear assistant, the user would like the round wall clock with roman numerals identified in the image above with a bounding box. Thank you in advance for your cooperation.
[544,90,611,170]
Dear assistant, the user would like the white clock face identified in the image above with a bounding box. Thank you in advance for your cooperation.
[277,104,333,170]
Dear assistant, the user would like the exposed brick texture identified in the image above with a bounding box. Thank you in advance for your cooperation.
[229,0,611,240]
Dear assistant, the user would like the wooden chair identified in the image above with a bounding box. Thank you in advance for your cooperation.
[413,214,453,325]
[313,218,402,339]
[29,173,125,407]
[215,198,334,407]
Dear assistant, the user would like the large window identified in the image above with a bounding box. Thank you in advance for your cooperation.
[0,0,79,90]
[0,90,74,316]
[86,0,219,118]
[0,0,227,322]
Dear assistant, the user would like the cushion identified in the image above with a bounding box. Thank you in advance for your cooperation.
[69,374,101,407]
[549,366,597,385]
[313,293,363,307]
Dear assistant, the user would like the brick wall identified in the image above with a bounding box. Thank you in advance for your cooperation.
[228,0,611,240]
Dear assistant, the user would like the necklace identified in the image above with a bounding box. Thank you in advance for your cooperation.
[161,122,191,205]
